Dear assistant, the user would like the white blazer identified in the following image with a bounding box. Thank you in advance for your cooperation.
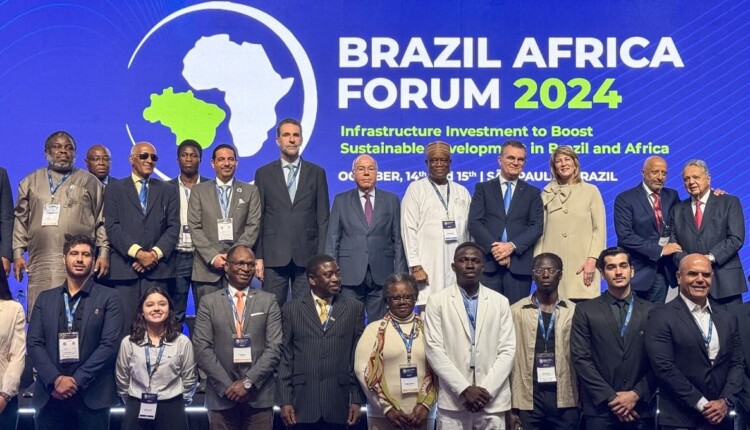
[0,300,25,398]
[424,284,515,413]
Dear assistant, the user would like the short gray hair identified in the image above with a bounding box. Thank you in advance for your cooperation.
[682,159,710,177]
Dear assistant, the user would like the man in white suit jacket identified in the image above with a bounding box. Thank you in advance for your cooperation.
[425,242,516,429]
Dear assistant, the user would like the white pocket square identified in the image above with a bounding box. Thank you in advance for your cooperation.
[250,312,265,316]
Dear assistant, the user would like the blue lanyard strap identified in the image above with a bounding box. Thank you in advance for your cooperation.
[225,288,248,336]
[429,180,451,215]
[144,344,166,391]
[696,313,713,350]
[532,295,559,348]
[217,185,232,219]
[390,318,416,363]
[63,292,81,332]
[47,169,71,197]
[619,296,634,338]
[461,294,477,345]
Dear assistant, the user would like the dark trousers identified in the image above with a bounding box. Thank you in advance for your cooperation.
[341,267,386,323]
[634,267,668,304]
[123,395,187,430]
[584,414,654,430]
[263,263,309,307]
[518,385,579,430]
[480,268,532,305]
[294,419,346,430]
[34,393,110,430]
[109,277,175,337]
[208,404,273,430]
[171,251,196,326]
[0,395,18,430]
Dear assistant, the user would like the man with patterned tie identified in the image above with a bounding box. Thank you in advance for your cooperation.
[468,140,543,304]
[669,159,747,310]
[324,154,407,321]
[614,156,682,303]
[104,142,179,334]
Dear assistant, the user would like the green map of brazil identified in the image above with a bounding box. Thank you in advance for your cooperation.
[143,87,226,148]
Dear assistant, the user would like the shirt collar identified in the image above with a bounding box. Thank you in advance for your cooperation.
[131,172,148,183]
[680,292,712,314]
[606,290,632,304]
[641,181,658,196]
[692,190,710,206]
[61,278,94,298]
[178,175,200,188]
[358,188,375,199]
[281,158,301,169]
[524,292,568,309]
[459,286,480,300]
[499,175,518,188]
[227,283,250,298]
[215,177,234,188]
[311,291,331,305]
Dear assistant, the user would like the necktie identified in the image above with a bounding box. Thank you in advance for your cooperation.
[501,181,513,241]
[651,192,663,233]
[364,192,373,225]
[616,300,627,329]
[234,291,246,334]
[286,164,298,201]
[694,200,703,229]
[138,179,148,214]
[315,298,328,324]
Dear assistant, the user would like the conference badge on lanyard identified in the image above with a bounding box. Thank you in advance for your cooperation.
[233,337,252,364]
[536,353,557,383]
[217,218,234,242]
[58,293,81,363]
[399,365,419,394]
[139,393,158,419]
[42,203,61,226]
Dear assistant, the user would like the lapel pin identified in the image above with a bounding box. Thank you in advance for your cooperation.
[94,308,100,315]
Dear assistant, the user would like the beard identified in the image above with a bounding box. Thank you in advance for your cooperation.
[46,153,76,173]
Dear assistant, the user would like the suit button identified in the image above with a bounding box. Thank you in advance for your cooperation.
[564,209,568,214]
[562,233,568,238]
[621,378,627,383]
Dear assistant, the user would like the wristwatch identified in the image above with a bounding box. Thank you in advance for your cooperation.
[242,377,253,390]
[0,392,11,402]
[724,397,735,408]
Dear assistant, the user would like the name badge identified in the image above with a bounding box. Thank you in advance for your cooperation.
[442,219,458,242]
[139,393,158,420]
[58,332,80,363]
[42,203,61,226]
[233,336,252,363]
[181,225,192,244]
[399,365,419,394]
[217,218,234,242]
[535,352,557,383]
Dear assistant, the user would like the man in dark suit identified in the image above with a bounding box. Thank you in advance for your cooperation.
[0,166,13,277]
[254,118,329,306]
[468,140,543,304]
[104,141,179,334]
[193,245,282,429]
[84,144,116,186]
[730,301,750,429]
[167,139,210,327]
[278,254,365,429]
[614,156,681,303]
[27,234,122,430]
[324,154,406,321]
[645,254,743,429]
[669,159,747,309]
[571,247,657,429]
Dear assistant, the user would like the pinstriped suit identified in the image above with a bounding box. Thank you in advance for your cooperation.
[278,293,365,426]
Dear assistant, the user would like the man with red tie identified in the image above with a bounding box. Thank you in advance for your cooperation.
[668,159,747,310]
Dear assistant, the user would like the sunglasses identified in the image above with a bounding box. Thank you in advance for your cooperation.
[138,153,159,162]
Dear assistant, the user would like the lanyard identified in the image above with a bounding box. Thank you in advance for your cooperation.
[532,295,559,350]
[619,296,634,338]
[429,180,451,216]
[285,163,300,190]
[47,169,71,198]
[144,344,166,392]
[63,292,81,332]
[391,318,416,364]
[225,288,248,336]
[694,312,713,351]
[217,185,232,219]
[461,294,477,345]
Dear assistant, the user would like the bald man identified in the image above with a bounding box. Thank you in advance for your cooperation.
[84,144,116,185]
[613,156,681,303]
[645,254,743,429]
[104,142,179,334]
[401,141,471,307]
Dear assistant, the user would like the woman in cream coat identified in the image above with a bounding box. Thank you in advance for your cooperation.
[0,274,25,430]
[534,146,606,300]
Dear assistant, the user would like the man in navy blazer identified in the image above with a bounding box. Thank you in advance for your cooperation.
[669,160,747,309]
[104,142,179,334]
[645,254,743,429]
[0,166,13,277]
[27,234,122,430]
[324,154,406,320]
[468,140,543,304]
[614,156,681,303]
[254,118,329,306]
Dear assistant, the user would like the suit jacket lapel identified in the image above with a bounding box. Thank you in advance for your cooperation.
[507,180,524,217]
[675,297,710,361]
[301,296,323,330]
[349,189,368,229]
[699,196,717,233]
[229,182,242,219]
[220,289,237,334]
[325,295,346,332]
[126,179,144,214]
[474,288,488,340]
[623,298,644,351]
[636,186,659,232]
[144,179,159,217]
[681,200,700,235]
[451,289,472,341]
[369,189,383,232]
[273,160,293,207]
[241,290,257,335]
[597,296,624,348]
[79,279,95,345]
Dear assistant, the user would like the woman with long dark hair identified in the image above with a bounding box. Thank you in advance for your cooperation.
[115,287,197,430]
[0,274,25,430]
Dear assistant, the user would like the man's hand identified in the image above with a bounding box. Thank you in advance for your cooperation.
[13,257,26,282]
[411,266,429,284]
[255,258,264,281]
[0,395,7,414]
[212,253,227,270]
[408,404,430,427]
[135,249,158,270]
[1,257,10,278]
[224,381,249,402]
[280,404,297,426]
[576,257,597,287]
[615,410,639,423]
[347,403,362,426]
[712,188,726,196]
[701,399,728,425]
[491,242,514,262]
[461,385,491,413]
[508,410,523,429]
[661,243,682,256]
[608,391,639,417]
[498,256,511,268]
[53,375,78,399]
[94,256,109,278]
[385,408,411,429]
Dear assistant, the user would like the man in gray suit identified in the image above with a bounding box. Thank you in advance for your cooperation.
[188,144,261,308]
[193,245,282,429]
[325,154,406,321]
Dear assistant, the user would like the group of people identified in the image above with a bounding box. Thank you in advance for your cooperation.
[0,116,746,430]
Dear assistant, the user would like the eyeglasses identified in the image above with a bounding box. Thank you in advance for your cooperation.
[386,294,416,303]
[138,153,159,162]
[228,260,255,269]
[354,167,376,174]
[533,268,560,276]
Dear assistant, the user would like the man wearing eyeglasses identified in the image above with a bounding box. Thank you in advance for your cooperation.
[469,139,543,305]
[324,154,407,321]
[13,131,109,316]
[571,247,657,429]
[104,141,179,335]
[188,144,261,310]
[84,144,116,186]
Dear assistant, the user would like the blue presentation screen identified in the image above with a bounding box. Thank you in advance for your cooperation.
[1,0,748,304]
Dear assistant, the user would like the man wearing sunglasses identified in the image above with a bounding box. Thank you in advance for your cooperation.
[104,141,179,335]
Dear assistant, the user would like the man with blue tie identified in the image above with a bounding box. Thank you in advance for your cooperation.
[468,140,543,304]
[325,154,406,321]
